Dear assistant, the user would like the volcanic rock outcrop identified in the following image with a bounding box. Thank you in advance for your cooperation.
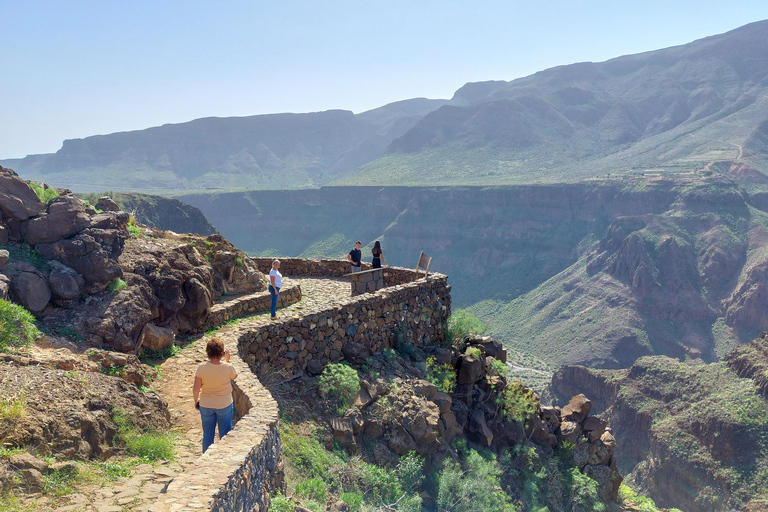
[0,166,267,352]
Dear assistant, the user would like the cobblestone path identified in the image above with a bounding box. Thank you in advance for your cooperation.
[41,277,349,511]
[99,276,349,511]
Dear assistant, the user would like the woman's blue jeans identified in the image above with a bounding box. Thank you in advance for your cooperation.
[270,285,280,316]
[199,403,233,453]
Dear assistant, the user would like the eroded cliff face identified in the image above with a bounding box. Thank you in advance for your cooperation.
[178,175,768,368]
[550,341,768,511]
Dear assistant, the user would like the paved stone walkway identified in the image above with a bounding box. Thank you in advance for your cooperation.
[30,277,349,511]
[109,277,348,511]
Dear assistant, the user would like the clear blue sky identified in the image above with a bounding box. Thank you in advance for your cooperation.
[1,1,766,158]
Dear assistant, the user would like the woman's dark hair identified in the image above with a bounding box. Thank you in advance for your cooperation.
[206,337,225,360]
[372,240,382,255]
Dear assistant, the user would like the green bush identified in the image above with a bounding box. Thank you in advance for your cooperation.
[393,324,419,360]
[498,381,539,424]
[112,409,174,461]
[339,491,363,511]
[437,449,516,512]
[269,491,296,512]
[106,278,127,293]
[0,299,41,352]
[43,464,79,496]
[28,182,59,205]
[567,468,607,512]
[447,309,486,346]
[294,478,327,502]
[317,363,360,411]
[488,358,508,378]
[426,356,457,393]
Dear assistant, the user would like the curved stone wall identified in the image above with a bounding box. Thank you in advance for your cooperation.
[150,330,281,512]
[152,258,451,511]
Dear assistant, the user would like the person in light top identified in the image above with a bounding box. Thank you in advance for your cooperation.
[193,337,237,453]
[269,259,282,320]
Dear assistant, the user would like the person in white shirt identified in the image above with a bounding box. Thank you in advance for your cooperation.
[269,259,282,320]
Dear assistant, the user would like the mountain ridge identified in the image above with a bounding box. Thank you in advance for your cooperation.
[5,21,768,192]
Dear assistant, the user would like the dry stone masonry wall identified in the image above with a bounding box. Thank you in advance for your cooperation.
[150,331,282,512]
[153,258,450,511]
[241,262,451,378]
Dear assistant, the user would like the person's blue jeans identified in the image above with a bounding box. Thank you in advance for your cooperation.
[199,403,233,453]
[270,285,280,317]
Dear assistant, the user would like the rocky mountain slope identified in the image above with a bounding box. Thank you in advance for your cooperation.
[1,99,447,193]
[549,334,768,511]
[178,171,768,370]
[273,334,624,511]
[0,166,266,352]
[340,20,768,185]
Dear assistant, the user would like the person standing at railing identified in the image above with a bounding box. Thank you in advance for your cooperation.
[347,241,362,273]
[371,240,386,269]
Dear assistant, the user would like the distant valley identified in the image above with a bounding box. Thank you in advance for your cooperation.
[179,171,768,372]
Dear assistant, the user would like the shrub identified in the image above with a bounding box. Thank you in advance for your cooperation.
[447,309,486,346]
[567,468,606,512]
[498,381,539,424]
[0,389,27,420]
[294,478,327,502]
[106,278,127,293]
[0,299,41,352]
[28,182,59,205]
[393,324,419,360]
[465,346,483,358]
[437,449,516,512]
[488,358,508,378]
[426,356,457,393]
[339,491,363,511]
[270,491,296,512]
[43,464,79,496]
[127,215,142,238]
[112,409,174,461]
[317,363,360,411]
[397,451,425,492]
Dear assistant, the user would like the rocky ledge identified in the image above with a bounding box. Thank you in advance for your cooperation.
[0,166,268,352]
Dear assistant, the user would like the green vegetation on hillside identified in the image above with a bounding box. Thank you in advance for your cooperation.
[585,355,768,510]
[0,299,41,352]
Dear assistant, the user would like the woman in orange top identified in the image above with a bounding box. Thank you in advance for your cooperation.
[193,337,238,452]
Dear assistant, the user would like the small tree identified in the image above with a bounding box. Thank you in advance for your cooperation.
[446,309,486,346]
[317,363,360,411]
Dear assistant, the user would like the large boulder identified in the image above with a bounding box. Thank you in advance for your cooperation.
[0,274,10,300]
[0,249,8,271]
[140,323,175,352]
[0,167,43,220]
[6,262,51,314]
[48,261,85,301]
[468,409,493,446]
[36,228,125,293]
[457,353,485,384]
[561,394,592,422]
[21,195,91,245]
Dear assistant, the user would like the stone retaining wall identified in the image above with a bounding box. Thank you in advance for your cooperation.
[205,282,302,329]
[239,273,451,378]
[150,332,282,512]
[155,259,450,511]
[251,257,425,287]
